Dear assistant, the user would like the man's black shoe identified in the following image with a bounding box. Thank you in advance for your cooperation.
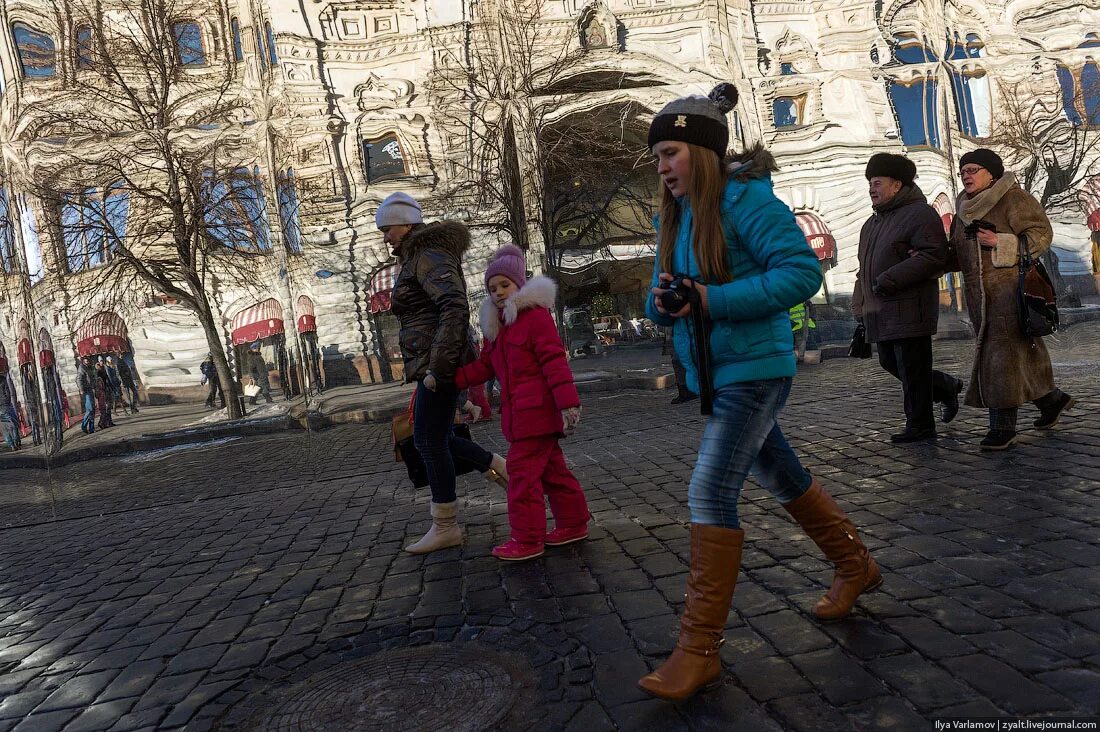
[890,428,937,443]
[979,430,1017,450]
[1034,394,1076,429]
[941,380,964,424]
[670,390,698,405]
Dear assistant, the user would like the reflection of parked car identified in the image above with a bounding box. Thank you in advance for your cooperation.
[563,307,603,357]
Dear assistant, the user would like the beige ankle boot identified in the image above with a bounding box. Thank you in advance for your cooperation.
[485,453,509,488]
[405,501,463,554]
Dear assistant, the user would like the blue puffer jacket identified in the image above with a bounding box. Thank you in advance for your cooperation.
[645,146,823,394]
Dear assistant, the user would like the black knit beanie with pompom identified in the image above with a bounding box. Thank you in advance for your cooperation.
[647,83,739,158]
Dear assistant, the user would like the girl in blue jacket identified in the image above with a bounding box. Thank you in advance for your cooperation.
[638,85,883,702]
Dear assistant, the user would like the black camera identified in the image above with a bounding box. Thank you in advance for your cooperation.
[964,219,997,240]
[659,275,699,313]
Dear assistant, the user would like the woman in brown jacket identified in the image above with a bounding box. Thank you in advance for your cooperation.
[952,149,1075,450]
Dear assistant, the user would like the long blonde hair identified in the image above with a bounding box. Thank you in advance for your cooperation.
[657,143,732,284]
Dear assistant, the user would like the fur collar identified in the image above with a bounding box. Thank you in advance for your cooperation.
[400,220,470,259]
[726,143,778,182]
[479,275,557,341]
[958,173,1018,224]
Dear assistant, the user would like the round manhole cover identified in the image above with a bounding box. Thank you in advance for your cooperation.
[236,643,539,732]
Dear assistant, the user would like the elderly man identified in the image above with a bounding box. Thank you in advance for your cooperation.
[852,153,963,443]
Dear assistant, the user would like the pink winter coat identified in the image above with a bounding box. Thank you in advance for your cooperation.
[455,276,579,442]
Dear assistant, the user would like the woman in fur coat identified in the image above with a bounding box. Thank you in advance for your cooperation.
[456,245,589,562]
[952,149,1075,450]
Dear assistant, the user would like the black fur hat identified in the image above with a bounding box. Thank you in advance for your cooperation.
[865,153,916,185]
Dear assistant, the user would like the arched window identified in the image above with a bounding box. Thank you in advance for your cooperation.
[19,196,44,285]
[946,33,990,137]
[1081,33,1100,49]
[1058,55,1100,126]
[773,96,805,128]
[276,169,302,254]
[362,134,409,182]
[60,182,129,273]
[230,18,244,62]
[75,25,93,70]
[255,26,267,69]
[12,22,57,79]
[171,20,206,66]
[203,168,270,252]
[887,34,941,148]
[265,22,277,66]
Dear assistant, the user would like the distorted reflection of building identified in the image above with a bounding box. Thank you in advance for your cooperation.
[0,0,1097,417]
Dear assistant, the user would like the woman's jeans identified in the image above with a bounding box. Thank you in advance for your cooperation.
[688,378,811,529]
[81,392,96,433]
[413,381,493,504]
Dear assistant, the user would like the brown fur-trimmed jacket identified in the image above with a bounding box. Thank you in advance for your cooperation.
[951,173,1055,409]
[391,221,471,385]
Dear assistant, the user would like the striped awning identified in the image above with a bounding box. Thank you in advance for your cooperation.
[370,264,401,314]
[76,312,129,356]
[296,295,317,333]
[795,212,836,262]
[231,298,285,346]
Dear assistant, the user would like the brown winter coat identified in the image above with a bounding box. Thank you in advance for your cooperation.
[951,173,1055,409]
[851,184,947,342]
[390,220,471,385]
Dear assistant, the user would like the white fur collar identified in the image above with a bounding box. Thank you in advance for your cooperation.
[479,275,557,341]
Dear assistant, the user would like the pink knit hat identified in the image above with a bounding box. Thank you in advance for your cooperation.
[484,244,527,288]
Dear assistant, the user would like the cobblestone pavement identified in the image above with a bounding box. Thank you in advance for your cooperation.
[1,325,1098,731]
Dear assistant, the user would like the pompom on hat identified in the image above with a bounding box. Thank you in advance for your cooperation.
[484,244,527,288]
[647,83,739,158]
[864,153,917,186]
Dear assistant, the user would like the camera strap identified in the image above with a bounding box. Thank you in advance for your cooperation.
[685,278,715,416]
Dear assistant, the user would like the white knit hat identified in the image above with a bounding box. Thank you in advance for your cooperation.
[375,192,423,228]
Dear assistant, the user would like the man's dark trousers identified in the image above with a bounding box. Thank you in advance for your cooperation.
[877,335,958,431]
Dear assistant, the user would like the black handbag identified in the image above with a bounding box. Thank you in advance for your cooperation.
[1016,234,1058,338]
[396,422,480,488]
[848,323,872,358]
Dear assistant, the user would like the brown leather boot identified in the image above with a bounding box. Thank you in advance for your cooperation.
[638,524,743,701]
[783,477,882,621]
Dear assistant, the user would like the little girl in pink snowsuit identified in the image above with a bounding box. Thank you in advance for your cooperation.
[456,245,589,561]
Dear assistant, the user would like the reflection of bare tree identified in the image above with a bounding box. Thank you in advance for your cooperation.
[985,77,1100,306]
[21,0,278,418]
[427,0,658,302]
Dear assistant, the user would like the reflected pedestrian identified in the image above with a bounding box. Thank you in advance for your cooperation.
[78,356,97,434]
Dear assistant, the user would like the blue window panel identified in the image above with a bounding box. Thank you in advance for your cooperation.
[76,25,93,69]
[950,70,979,137]
[231,18,244,61]
[61,196,85,272]
[276,170,302,254]
[1080,33,1100,48]
[924,79,941,147]
[1058,66,1083,124]
[947,36,966,61]
[256,27,267,69]
[1083,63,1100,125]
[172,21,205,66]
[965,34,984,58]
[205,169,270,252]
[893,34,935,64]
[84,189,106,267]
[20,198,44,284]
[889,80,926,146]
[780,62,796,75]
[105,183,129,251]
[265,22,277,66]
[0,188,15,274]
[773,97,798,127]
[12,23,56,79]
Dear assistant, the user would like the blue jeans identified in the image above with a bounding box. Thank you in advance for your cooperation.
[413,382,493,504]
[81,392,96,433]
[688,378,811,529]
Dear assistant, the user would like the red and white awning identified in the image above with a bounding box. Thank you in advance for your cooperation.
[795,212,837,263]
[932,193,954,234]
[296,295,317,333]
[231,298,285,346]
[38,328,55,368]
[76,312,129,356]
[370,264,401,314]
[16,320,32,366]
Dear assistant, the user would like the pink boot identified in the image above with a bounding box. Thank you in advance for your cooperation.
[545,525,588,546]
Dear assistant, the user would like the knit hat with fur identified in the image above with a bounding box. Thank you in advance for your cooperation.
[648,83,739,158]
[484,244,527,288]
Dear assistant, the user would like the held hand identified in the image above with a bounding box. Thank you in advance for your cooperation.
[423,372,438,392]
[976,229,998,249]
[562,406,582,436]
[684,280,708,316]
[650,272,676,315]
[462,400,482,422]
